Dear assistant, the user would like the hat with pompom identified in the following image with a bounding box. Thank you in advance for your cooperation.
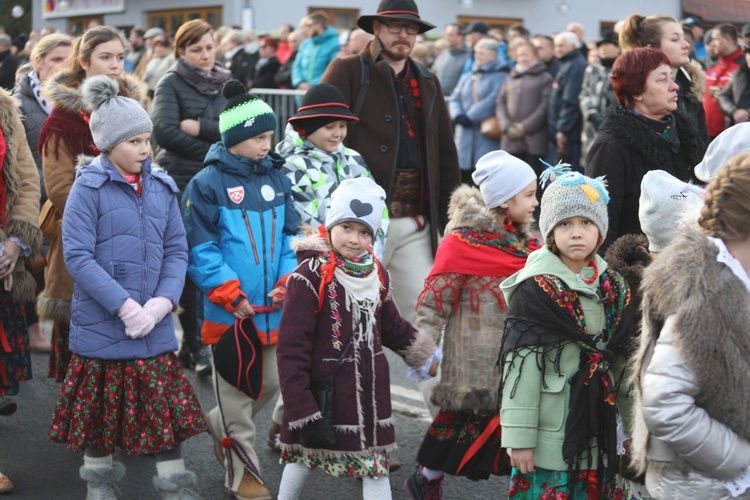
[538,162,610,241]
[82,75,152,152]
[219,79,278,148]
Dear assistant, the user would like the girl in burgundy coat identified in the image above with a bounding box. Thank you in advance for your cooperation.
[276,178,440,500]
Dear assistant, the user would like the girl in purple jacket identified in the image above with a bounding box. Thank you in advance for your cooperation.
[276,177,441,500]
[48,75,205,499]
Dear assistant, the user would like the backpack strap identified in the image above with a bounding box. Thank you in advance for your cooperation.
[349,54,371,136]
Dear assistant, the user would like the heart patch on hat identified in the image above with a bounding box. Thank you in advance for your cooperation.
[350,199,373,217]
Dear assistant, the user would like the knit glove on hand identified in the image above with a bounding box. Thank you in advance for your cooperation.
[506,122,526,140]
[118,298,156,339]
[143,296,173,325]
[407,348,443,382]
[454,114,472,128]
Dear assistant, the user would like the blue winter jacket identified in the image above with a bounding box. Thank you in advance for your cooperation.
[63,155,187,360]
[292,26,340,88]
[181,143,300,346]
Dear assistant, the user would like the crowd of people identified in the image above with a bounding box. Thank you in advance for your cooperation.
[0,0,750,499]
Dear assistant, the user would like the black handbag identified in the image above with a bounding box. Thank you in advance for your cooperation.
[300,335,354,448]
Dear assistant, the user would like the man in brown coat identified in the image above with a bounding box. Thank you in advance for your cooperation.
[321,0,460,328]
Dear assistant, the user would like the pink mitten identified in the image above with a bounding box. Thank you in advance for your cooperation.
[118,298,156,339]
[143,296,173,325]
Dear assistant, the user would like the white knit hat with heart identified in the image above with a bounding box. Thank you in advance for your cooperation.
[325,178,387,235]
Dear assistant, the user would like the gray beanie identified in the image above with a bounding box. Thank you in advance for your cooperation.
[82,75,152,152]
[326,178,386,235]
[471,151,537,209]
[694,122,750,182]
[639,170,705,252]
[539,163,609,241]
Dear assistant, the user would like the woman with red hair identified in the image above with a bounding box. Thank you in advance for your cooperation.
[584,47,704,252]
[252,36,281,89]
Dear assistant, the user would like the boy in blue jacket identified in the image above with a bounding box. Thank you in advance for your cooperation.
[181,79,300,500]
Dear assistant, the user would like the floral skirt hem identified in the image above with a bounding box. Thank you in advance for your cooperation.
[417,409,510,480]
[509,467,600,499]
[280,447,390,478]
[49,352,206,455]
[0,299,29,396]
[48,321,71,382]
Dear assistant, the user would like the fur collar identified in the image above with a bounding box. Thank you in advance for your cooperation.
[604,233,651,317]
[45,70,148,113]
[633,229,750,458]
[598,105,704,175]
[444,185,531,237]
[291,225,330,256]
[678,60,706,104]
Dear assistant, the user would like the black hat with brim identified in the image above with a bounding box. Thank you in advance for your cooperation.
[357,0,436,35]
[288,83,360,125]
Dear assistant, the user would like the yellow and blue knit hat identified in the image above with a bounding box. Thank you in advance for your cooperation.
[219,80,278,148]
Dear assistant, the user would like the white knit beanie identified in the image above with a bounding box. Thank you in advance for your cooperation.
[326,178,387,235]
[694,122,750,182]
[471,151,537,208]
[639,170,705,252]
[539,163,609,241]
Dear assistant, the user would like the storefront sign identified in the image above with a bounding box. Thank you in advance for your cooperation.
[42,0,125,19]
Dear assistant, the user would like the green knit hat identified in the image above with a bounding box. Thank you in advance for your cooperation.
[219,80,278,148]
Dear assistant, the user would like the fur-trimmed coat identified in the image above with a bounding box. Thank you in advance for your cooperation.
[676,60,709,144]
[584,105,705,251]
[631,230,750,496]
[415,185,536,413]
[38,70,147,323]
[276,229,436,460]
[0,88,43,303]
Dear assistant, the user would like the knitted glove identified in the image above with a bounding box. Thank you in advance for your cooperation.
[506,122,526,140]
[118,298,156,339]
[143,296,173,325]
[407,348,444,382]
[454,114,472,128]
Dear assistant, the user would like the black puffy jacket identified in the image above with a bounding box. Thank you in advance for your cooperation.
[151,66,226,195]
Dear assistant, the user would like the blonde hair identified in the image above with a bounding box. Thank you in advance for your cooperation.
[619,13,676,52]
[699,153,750,242]
[31,33,73,62]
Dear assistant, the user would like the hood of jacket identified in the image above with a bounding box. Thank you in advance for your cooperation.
[510,60,547,78]
[636,228,750,441]
[313,26,339,45]
[473,56,507,74]
[677,60,706,104]
[45,69,148,113]
[500,245,608,303]
[203,142,285,178]
[444,185,533,238]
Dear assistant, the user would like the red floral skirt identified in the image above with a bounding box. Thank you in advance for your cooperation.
[49,352,206,455]
[417,409,510,480]
[0,297,29,396]
[48,320,71,382]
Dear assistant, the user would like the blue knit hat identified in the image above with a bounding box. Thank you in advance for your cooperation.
[219,80,277,148]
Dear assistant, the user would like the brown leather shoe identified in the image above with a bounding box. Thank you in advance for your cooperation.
[205,415,225,466]
[231,470,272,500]
[266,421,281,450]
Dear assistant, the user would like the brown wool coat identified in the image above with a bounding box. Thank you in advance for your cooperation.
[321,39,461,253]
[0,89,43,303]
[38,70,147,323]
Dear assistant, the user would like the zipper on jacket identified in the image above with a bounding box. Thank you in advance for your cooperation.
[307,45,321,84]
[248,177,271,342]
[270,207,276,263]
[242,208,261,265]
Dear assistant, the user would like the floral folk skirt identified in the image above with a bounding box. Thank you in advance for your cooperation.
[0,298,29,396]
[417,409,510,480]
[48,320,71,382]
[49,352,206,455]
[508,467,600,499]
[281,447,390,479]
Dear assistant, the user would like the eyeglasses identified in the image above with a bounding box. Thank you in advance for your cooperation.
[380,21,420,35]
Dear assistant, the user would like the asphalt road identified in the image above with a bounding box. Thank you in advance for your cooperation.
[0,325,508,499]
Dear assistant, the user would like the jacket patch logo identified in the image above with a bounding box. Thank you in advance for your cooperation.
[227,186,245,204]
[244,118,255,128]
[261,185,276,202]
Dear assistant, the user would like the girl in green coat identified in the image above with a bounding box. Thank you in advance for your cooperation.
[499,164,634,499]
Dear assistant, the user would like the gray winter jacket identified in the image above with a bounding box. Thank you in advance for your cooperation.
[14,73,49,202]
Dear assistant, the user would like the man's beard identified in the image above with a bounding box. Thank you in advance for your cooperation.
[380,39,413,61]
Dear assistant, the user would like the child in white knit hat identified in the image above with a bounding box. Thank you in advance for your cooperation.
[499,162,635,498]
[276,177,440,500]
[48,75,204,499]
[404,150,542,497]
